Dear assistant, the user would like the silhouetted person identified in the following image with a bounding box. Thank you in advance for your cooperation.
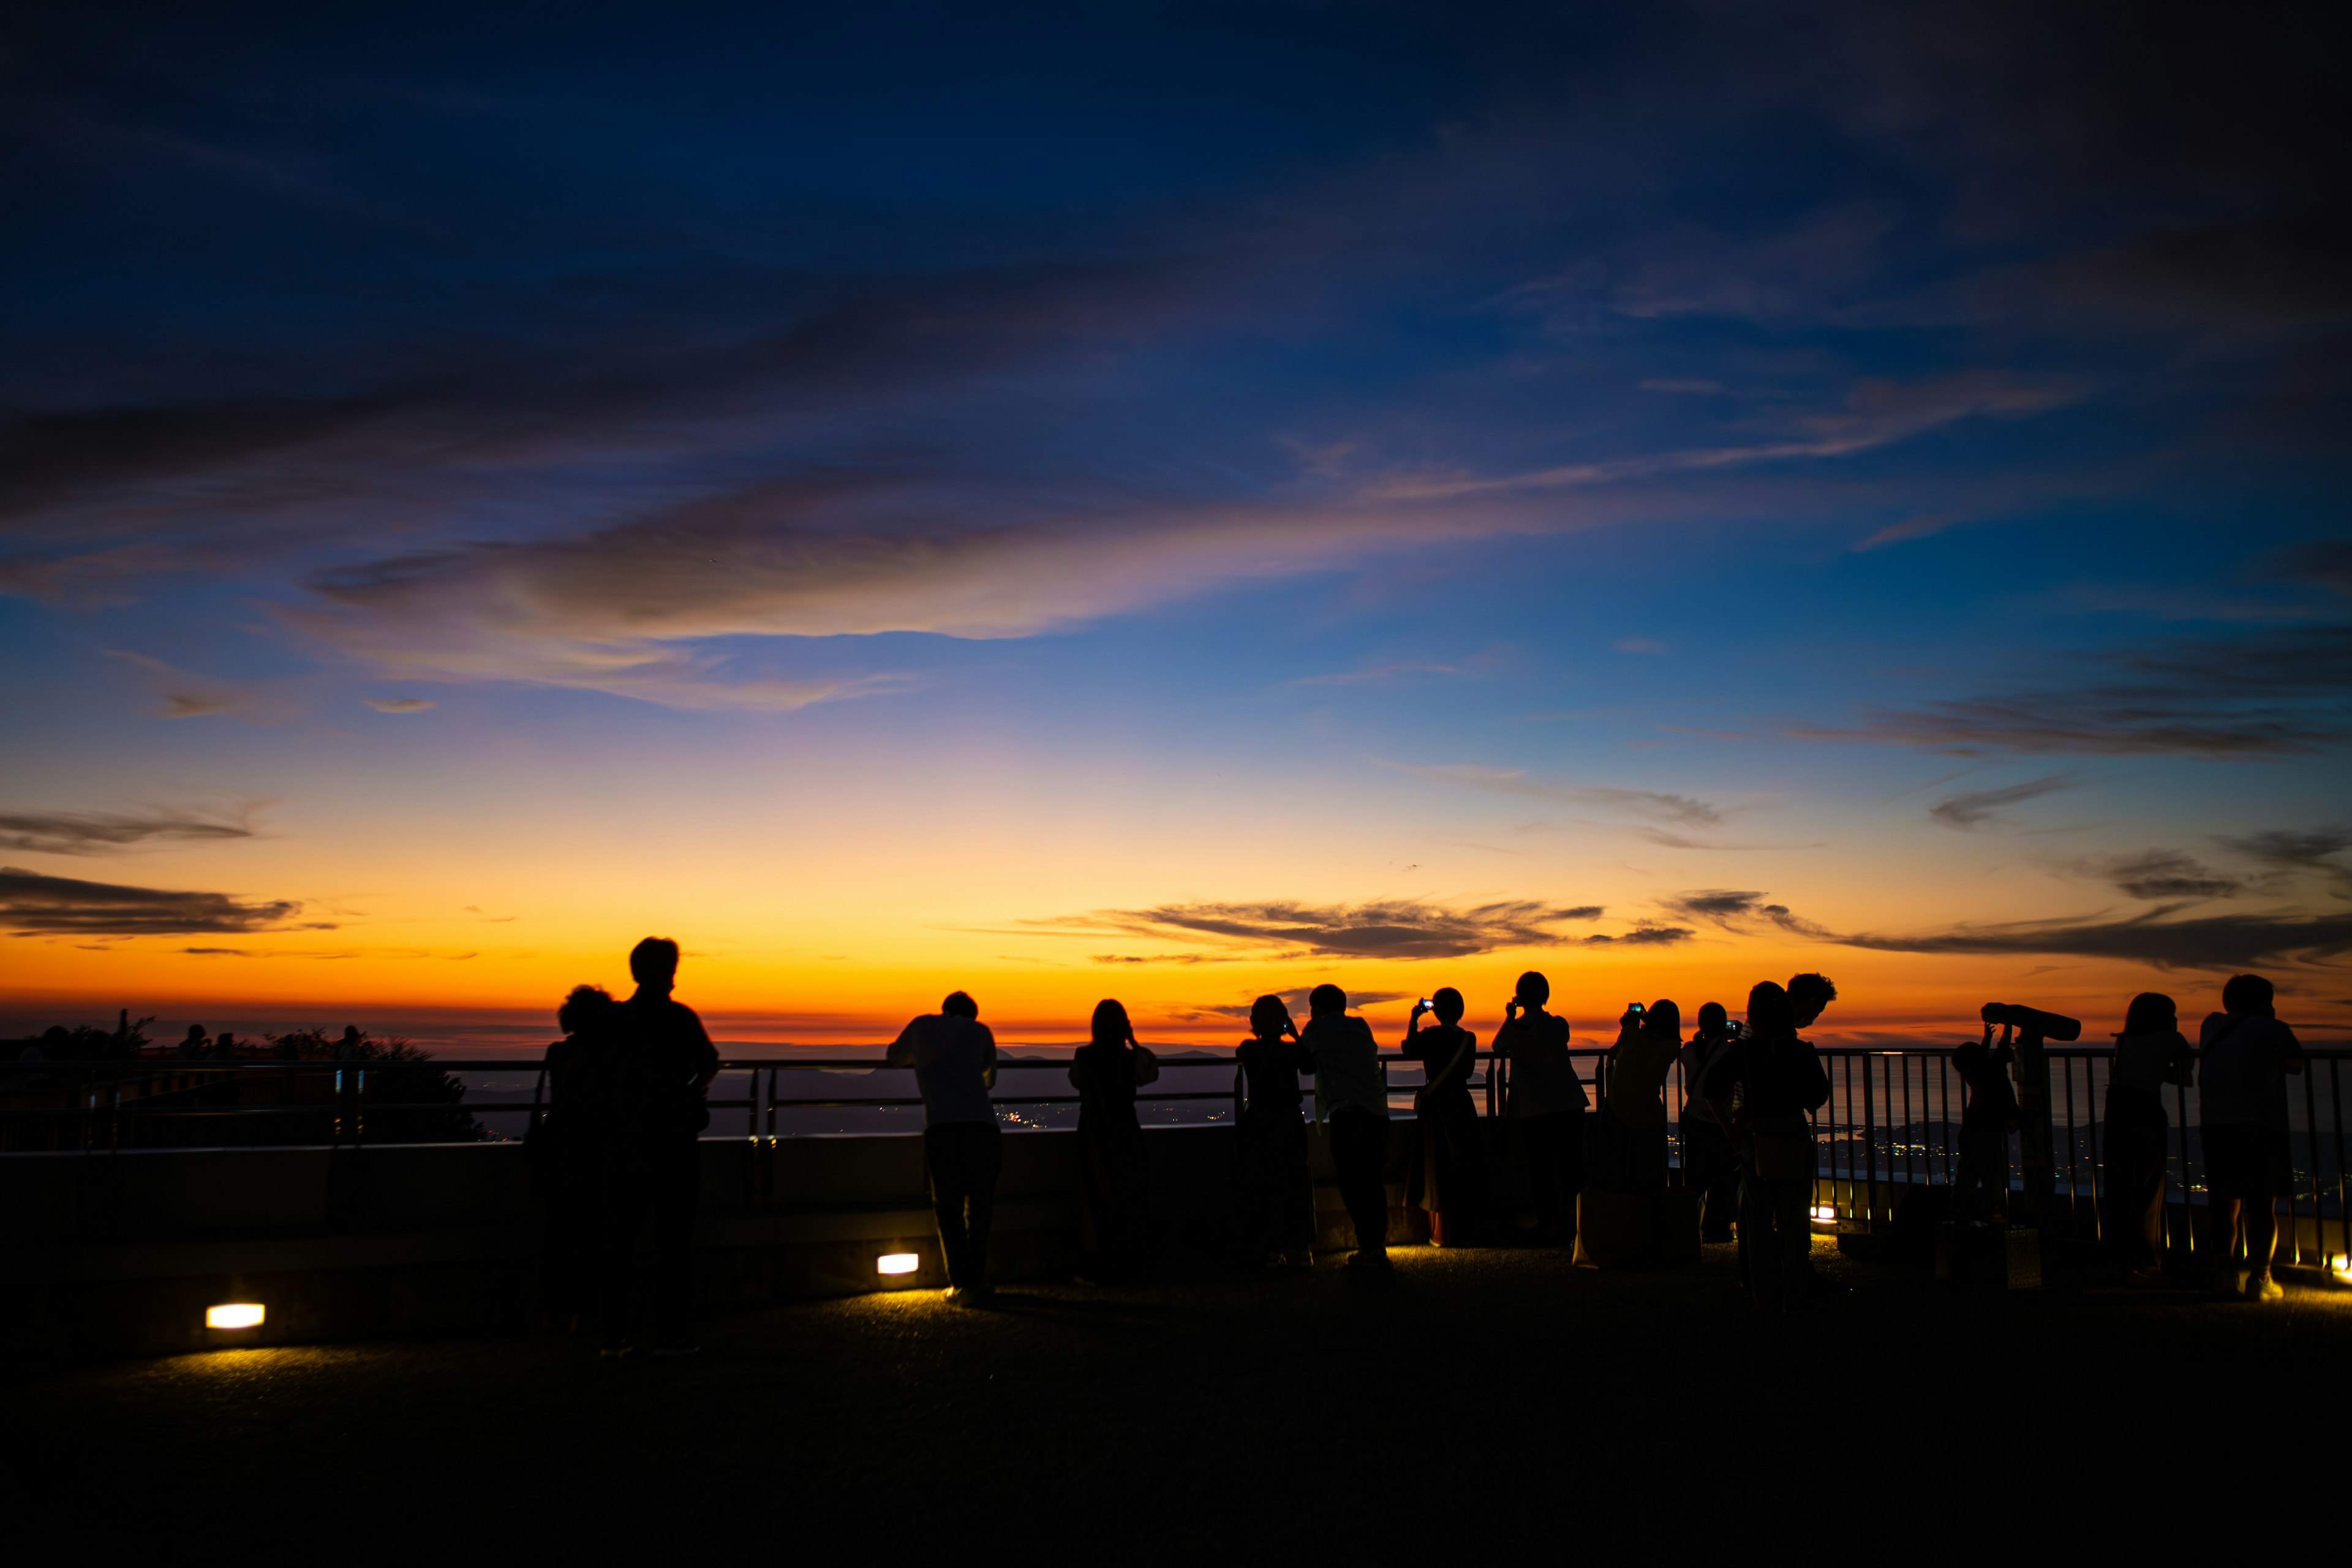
[1298,984,1390,1270]
[211,1030,237,1061]
[274,1030,300,1061]
[1698,982,1828,1315]
[337,1025,365,1060]
[1403,987,1486,1246]
[531,984,616,1330]
[889,990,1001,1300]
[178,1024,206,1061]
[1788,973,1838,1031]
[2102,991,2192,1286]
[1678,1002,1740,1242]
[1070,999,1158,1283]
[597,937,719,1357]
[1596,1000,1678,1193]
[2198,973,2304,1302]
[1952,1021,2019,1221]
[1235,995,1314,1268]
[1493,970,1586,1243]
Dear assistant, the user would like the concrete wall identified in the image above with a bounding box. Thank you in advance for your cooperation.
[3,1122,1430,1362]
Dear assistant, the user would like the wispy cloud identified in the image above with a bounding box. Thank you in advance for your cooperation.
[364,697,435,714]
[0,865,323,936]
[1381,761,1721,826]
[0,805,262,857]
[2078,849,2243,902]
[1027,897,1609,960]
[1928,775,2076,829]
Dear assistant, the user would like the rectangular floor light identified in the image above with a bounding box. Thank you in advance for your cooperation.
[876,1254,919,1276]
[206,1303,265,1329]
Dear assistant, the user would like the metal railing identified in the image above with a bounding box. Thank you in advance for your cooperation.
[9,1041,2348,1268]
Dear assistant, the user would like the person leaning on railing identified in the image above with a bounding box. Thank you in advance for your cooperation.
[1235,995,1314,1270]
[887,990,1001,1302]
[2102,992,2193,1287]
[1491,971,1586,1245]
[1069,998,1159,1284]
[1697,982,1829,1317]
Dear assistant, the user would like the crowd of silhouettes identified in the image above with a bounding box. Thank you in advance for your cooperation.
[518,944,2313,1330]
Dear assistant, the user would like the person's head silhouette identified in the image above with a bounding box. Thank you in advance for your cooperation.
[1248,995,1293,1039]
[1090,998,1133,1046]
[1308,984,1346,1019]
[1748,981,1793,1038]
[1787,973,1837,1029]
[2221,973,2274,1014]
[1431,987,1466,1026]
[630,937,680,996]
[2117,992,2176,1037]
[559,984,612,1035]
[942,990,979,1020]
[1514,971,1550,1010]
[1644,999,1681,1039]
[185,1024,205,1042]
[1697,1001,1728,1038]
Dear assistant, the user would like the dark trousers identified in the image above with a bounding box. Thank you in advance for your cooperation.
[1953,1116,2010,1221]
[1329,1108,1390,1258]
[925,1121,1002,1288]
[1240,1110,1313,1254]
[1519,1111,1583,1238]
[1680,1114,1739,1239]
[539,1178,598,1322]
[1739,1168,1812,1313]
[2101,1085,2169,1270]
[599,1139,699,1344]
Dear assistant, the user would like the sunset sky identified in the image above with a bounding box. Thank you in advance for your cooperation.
[3,3,2346,1050]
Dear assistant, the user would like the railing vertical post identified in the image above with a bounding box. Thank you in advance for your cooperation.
[2332,1058,2347,1267]
[2012,1026,2057,1235]
[2172,1079,2193,1265]
[2086,1051,2103,1244]
[2301,1060,2321,1267]
[2060,1055,2078,1237]
[1860,1054,1876,1224]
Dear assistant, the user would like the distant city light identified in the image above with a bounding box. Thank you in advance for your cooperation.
[876,1254,919,1275]
[206,1303,265,1329]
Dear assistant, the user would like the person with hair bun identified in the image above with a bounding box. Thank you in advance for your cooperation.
[1235,995,1314,1268]
[1493,971,1586,1243]
[1069,998,1158,1283]
[2100,992,2192,1285]
[1403,987,1487,1246]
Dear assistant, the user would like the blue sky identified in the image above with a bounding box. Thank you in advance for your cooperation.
[2,1,2347,1039]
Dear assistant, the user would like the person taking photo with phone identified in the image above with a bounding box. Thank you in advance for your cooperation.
[1402,987,1487,1246]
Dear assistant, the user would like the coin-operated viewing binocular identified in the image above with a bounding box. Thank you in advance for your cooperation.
[1979,1002,2081,1042]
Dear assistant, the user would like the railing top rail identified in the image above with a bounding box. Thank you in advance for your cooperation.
[13,1041,2351,1076]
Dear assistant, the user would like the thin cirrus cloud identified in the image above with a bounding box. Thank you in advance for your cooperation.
[2082,849,2244,902]
[1662,884,2352,970]
[1927,775,2076,829]
[0,805,260,857]
[1024,898,1610,961]
[0,865,323,936]
[1380,761,1722,827]
[1801,621,2352,758]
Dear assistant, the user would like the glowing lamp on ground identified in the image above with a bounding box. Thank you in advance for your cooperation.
[2330,1255,2352,1285]
[206,1303,265,1330]
[1810,1205,1838,1224]
[875,1254,920,1276]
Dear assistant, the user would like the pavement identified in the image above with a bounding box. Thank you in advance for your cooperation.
[7,1240,2346,1562]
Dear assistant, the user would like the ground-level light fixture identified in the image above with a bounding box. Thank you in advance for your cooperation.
[876,1253,919,1276]
[206,1303,265,1329]
[1810,1205,1838,1224]
[2329,1254,2351,1286]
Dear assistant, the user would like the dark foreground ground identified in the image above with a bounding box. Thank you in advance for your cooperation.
[7,1241,2345,1562]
